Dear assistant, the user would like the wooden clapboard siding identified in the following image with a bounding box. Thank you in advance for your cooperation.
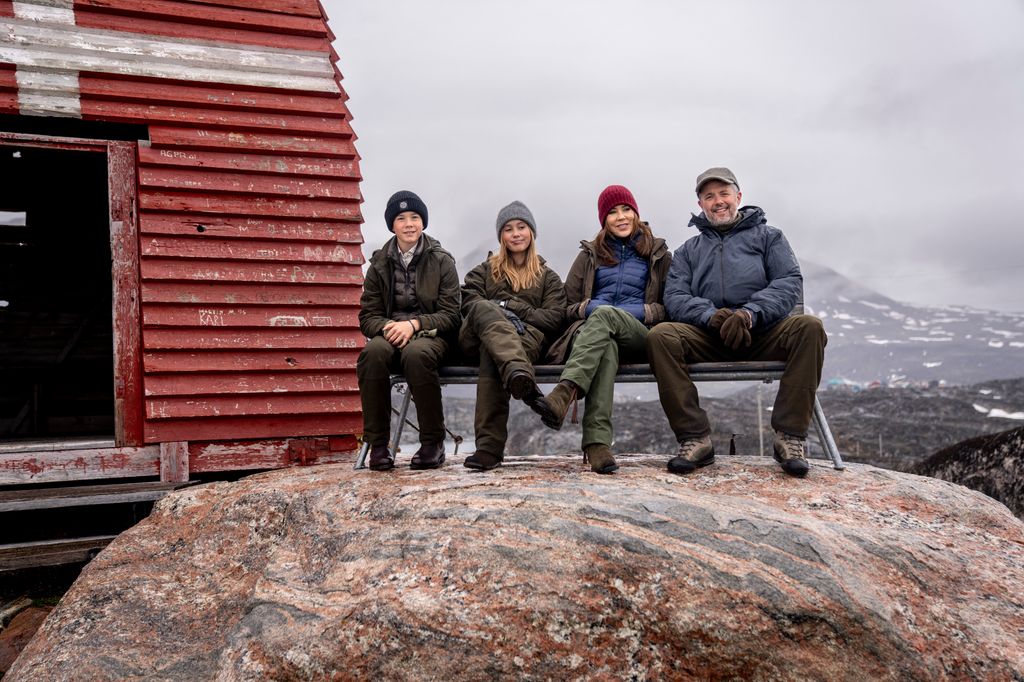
[1,0,364,456]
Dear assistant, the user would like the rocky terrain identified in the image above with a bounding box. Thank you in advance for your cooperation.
[912,426,1024,519]
[8,458,1024,680]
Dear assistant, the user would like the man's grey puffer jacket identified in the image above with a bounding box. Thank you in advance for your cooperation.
[664,206,801,331]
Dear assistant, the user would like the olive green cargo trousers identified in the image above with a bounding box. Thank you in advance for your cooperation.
[646,315,827,439]
[560,305,649,450]
[461,300,544,457]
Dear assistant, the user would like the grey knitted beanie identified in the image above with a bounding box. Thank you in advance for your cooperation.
[495,200,536,239]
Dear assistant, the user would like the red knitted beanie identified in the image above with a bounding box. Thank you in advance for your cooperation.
[597,185,639,226]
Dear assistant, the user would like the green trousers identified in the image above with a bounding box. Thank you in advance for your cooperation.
[356,334,449,445]
[461,300,544,457]
[646,315,827,439]
[561,305,649,449]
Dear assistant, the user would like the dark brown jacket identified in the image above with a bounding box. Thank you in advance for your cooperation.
[359,234,461,339]
[459,256,567,353]
[545,232,671,363]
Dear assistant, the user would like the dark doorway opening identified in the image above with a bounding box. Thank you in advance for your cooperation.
[0,145,114,440]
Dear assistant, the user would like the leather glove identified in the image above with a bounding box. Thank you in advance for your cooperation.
[502,308,527,335]
[709,308,733,331]
[720,310,752,350]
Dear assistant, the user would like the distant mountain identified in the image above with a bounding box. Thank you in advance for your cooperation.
[911,426,1024,519]
[803,261,1024,385]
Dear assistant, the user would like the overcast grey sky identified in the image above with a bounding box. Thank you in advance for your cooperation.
[326,0,1024,312]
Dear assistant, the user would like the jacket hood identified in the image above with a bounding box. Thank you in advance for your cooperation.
[688,206,766,235]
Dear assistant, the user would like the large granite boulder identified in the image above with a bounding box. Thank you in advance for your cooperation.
[8,455,1024,680]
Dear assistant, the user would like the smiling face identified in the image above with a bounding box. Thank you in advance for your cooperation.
[392,211,424,251]
[500,219,533,255]
[603,204,637,239]
[697,180,742,226]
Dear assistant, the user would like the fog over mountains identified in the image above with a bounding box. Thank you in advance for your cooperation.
[456,241,1024,387]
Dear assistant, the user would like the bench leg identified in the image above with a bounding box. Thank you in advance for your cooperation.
[391,387,413,457]
[353,440,369,470]
[812,396,845,470]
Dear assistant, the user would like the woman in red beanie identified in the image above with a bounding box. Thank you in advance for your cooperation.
[537,185,671,473]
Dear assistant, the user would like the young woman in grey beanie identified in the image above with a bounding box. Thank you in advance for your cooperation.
[458,201,567,471]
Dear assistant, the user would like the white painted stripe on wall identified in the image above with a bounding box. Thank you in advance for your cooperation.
[13,0,75,26]
[1,18,338,94]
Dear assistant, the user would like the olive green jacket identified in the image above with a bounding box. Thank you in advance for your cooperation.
[359,234,461,340]
[459,256,567,353]
[545,232,670,363]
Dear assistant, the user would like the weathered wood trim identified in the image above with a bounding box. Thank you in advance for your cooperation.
[0,445,161,485]
[159,441,189,482]
[0,535,118,571]
[189,437,356,473]
[0,481,191,512]
[109,140,145,447]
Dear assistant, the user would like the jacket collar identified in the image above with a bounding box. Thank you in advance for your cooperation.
[688,205,766,235]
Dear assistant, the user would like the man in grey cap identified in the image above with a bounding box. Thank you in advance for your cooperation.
[646,168,827,477]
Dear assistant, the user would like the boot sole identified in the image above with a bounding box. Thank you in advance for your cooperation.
[667,452,715,475]
[463,455,502,471]
[592,462,619,474]
[508,373,535,401]
[773,452,809,477]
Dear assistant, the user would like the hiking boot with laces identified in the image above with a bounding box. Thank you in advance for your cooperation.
[773,431,809,477]
[535,380,579,431]
[667,435,714,474]
[583,443,618,474]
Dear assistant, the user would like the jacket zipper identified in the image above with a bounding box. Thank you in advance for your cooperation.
[718,233,726,304]
[613,242,627,303]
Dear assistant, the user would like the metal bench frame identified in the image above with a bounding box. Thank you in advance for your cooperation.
[354,361,844,470]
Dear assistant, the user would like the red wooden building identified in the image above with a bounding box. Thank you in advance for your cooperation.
[0,0,364,487]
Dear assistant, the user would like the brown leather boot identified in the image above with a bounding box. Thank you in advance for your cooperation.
[410,441,446,470]
[367,443,394,471]
[584,443,618,474]
[536,380,579,431]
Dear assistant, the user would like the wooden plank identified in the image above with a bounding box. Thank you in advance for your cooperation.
[174,0,323,17]
[75,0,328,36]
[3,19,338,94]
[144,371,357,396]
[0,481,188,512]
[145,414,362,444]
[140,259,364,285]
[159,440,188,482]
[142,328,365,350]
[140,235,364,263]
[137,148,358,180]
[142,304,359,328]
[0,90,16,115]
[140,281,356,306]
[146,393,361,419]
[138,167,360,199]
[0,536,118,571]
[84,100,352,137]
[108,141,145,447]
[138,191,361,221]
[82,76,348,117]
[139,213,363,243]
[188,436,357,473]
[142,350,358,373]
[148,126,357,156]
[0,2,13,19]
[74,9,331,51]
[0,445,161,485]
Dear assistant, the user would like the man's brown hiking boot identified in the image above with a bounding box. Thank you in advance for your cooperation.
[535,380,579,431]
[367,443,394,471]
[410,441,446,470]
[583,443,618,474]
[667,435,714,474]
[773,431,809,477]
[508,369,559,424]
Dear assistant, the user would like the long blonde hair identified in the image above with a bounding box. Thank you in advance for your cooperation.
[489,238,543,292]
